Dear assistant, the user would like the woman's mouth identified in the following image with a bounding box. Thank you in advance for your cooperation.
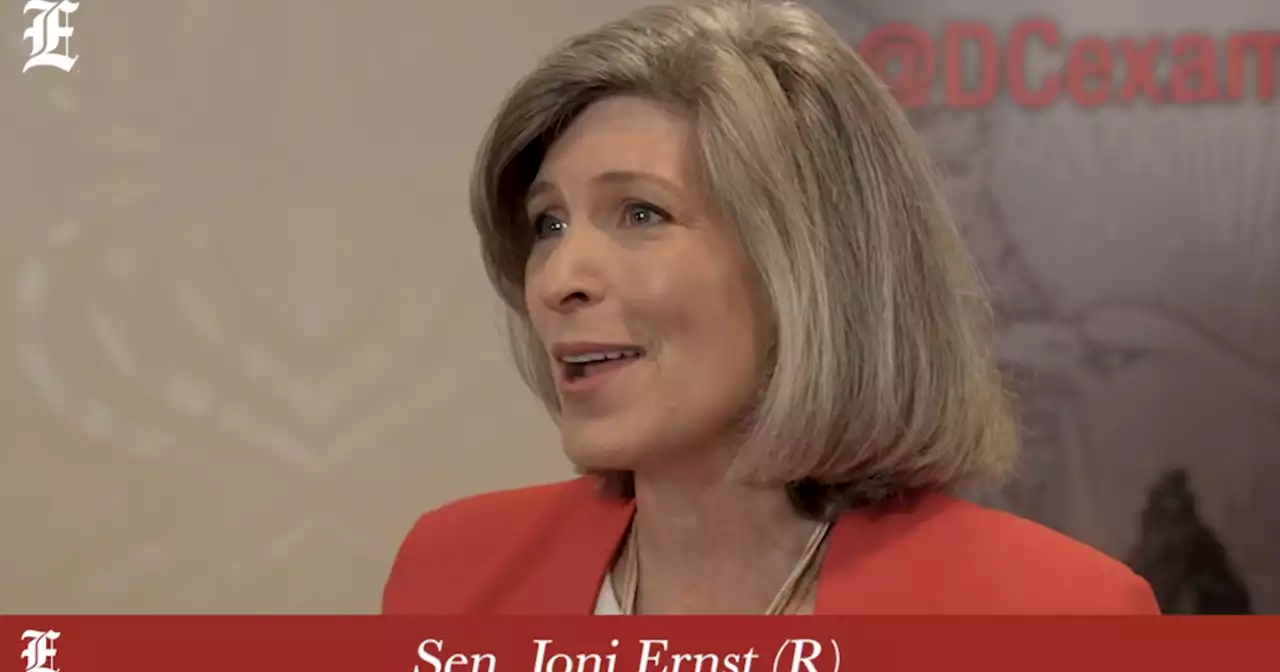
[554,345,645,394]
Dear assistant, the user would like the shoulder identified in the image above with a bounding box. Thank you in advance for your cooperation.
[935,498,1156,606]
[381,477,608,614]
[826,493,1160,614]
[398,477,598,547]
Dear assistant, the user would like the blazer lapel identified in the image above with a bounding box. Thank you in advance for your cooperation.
[813,493,949,614]
[510,481,635,614]
[518,483,949,614]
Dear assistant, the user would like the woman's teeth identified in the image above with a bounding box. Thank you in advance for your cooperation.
[560,348,641,364]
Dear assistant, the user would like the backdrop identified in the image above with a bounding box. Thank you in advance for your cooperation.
[2,0,1276,614]
[810,0,1280,613]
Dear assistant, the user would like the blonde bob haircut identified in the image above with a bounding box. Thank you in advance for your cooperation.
[469,0,1019,519]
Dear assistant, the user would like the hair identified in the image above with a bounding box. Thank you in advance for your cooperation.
[469,0,1019,520]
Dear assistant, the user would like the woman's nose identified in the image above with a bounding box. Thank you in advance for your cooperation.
[532,225,608,313]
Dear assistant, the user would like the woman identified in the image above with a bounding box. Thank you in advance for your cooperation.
[383,0,1160,615]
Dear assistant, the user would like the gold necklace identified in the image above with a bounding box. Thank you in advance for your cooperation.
[616,520,832,615]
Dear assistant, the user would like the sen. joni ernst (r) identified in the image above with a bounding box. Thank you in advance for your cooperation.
[383,0,1161,615]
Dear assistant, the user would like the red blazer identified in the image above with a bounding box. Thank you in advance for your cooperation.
[383,477,1160,614]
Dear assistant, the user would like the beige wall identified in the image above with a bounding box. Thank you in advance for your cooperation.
[1,0,655,613]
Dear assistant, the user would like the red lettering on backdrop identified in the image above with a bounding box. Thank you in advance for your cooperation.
[1007,18,1061,109]
[1169,33,1220,103]
[943,22,999,109]
[1116,37,1164,103]
[1066,36,1113,107]
[861,20,1278,110]
[1226,31,1279,102]
[857,22,936,110]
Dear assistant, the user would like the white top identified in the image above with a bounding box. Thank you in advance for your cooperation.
[593,574,624,615]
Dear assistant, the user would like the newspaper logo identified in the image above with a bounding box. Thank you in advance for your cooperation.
[22,0,80,73]
[20,630,60,672]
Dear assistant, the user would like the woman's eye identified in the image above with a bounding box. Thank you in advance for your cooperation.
[532,214,566,239]
[624,203,668,226]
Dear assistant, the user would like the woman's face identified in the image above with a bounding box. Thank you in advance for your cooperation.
[524,96,770,472]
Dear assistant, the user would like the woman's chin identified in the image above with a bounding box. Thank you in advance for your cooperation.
[561,439,646,472]
[556,413,655,470]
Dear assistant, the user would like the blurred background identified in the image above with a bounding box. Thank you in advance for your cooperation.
[1,0,1276,614]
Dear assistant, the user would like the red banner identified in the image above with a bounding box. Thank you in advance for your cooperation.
[3,616,1274,672]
